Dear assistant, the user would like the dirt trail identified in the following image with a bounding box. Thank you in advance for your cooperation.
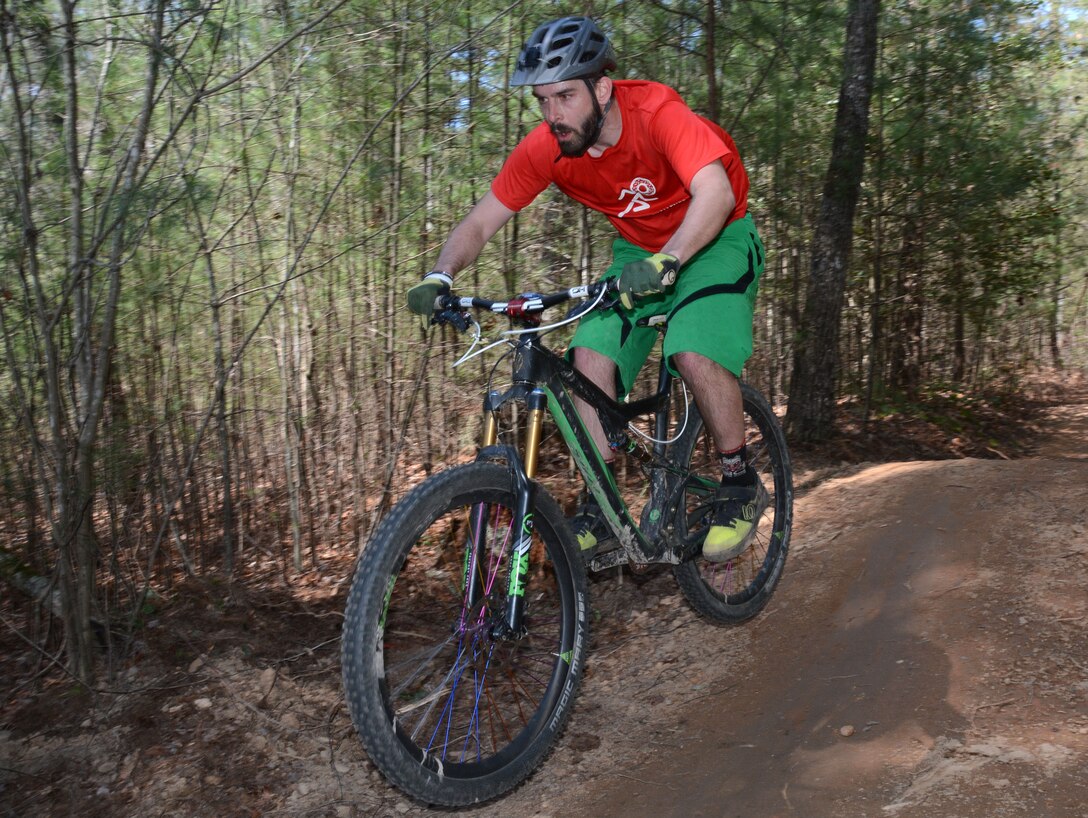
[2,399,1085,817]
[575,456,1087,817]
[493,402,1088,818]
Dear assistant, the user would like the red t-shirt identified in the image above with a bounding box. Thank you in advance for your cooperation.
[491,80,749,252]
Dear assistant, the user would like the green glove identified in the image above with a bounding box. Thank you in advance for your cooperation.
[617,253,680,309]
[406,271,453,320]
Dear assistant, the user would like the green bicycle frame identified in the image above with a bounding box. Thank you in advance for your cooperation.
[476,331,676,638]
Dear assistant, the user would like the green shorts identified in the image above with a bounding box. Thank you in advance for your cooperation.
[569,214,764,398]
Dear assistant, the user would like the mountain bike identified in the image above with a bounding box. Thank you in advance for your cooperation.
[340,279,793,806]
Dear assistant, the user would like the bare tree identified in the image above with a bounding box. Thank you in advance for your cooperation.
[786,0,881,442]
[0,0,349,681]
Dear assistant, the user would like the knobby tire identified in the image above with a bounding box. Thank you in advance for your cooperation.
[341,463,589,806]
[671,384,793,623]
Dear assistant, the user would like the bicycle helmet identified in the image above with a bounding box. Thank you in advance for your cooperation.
[511,16,617,86]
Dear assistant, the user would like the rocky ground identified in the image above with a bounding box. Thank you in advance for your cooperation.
[1,375,1085,817]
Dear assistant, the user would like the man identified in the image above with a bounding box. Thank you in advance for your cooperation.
[407,16,766,562]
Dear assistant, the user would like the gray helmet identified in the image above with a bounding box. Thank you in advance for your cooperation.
[511,16,616,86]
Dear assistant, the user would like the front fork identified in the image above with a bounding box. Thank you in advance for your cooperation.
[463,388,546,640]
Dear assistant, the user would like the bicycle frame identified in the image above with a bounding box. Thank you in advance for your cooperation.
[472,321,700,636]
[434,282,728,637]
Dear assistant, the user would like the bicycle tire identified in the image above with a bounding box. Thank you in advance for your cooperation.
[341,462,589,806]
[671,383,793,623]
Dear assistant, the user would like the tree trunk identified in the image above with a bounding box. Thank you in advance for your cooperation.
[786,0,881,442]
[187,186,236,572]
[703,0,720,122]
[888,32,928,399]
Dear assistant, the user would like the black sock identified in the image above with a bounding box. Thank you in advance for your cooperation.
[718,444,748,484]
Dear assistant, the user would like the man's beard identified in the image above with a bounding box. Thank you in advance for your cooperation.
[551,110,598,157]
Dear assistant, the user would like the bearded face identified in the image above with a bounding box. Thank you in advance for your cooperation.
[550,108,599,157]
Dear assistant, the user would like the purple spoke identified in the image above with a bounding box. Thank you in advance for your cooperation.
[461,643,496,762]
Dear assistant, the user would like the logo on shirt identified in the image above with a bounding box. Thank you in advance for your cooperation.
[617,177,658,218]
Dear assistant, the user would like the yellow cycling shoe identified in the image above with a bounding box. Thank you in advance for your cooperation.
[702,471,769,563]
[570,497,613,558]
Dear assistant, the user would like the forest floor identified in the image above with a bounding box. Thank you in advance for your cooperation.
[1,371,1086,817]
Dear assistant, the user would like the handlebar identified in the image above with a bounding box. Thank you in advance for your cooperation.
[432,279,618,330]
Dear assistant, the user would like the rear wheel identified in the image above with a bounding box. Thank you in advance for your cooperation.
[341,462,589,806]
[671,383,793,623]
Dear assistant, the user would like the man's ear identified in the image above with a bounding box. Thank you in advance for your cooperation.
[594,76,613,106]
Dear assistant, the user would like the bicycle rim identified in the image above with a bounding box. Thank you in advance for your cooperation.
[342,464,586,805]
[672,384,793,622]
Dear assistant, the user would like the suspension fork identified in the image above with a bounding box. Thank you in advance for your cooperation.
[498,388,545,638]
[463,389,544,640]
[460,401,502,623]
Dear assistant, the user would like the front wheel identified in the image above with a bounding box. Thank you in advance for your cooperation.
[341,463,589,806]
[671,383,793,624]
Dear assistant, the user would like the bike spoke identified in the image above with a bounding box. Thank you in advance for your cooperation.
[671,385,792,623]
[375,490,568,768]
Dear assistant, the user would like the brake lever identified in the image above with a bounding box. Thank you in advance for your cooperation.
[564,300,595,321]
[432,308,471,332]
[564,281,622,320]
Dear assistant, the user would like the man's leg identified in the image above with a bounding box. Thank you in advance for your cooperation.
[568,347,621,555]
[571,346,617,464]
[661,216,765,561]
[671,351,744,452]
[673,350,766,562]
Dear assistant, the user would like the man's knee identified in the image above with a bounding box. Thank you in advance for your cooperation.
[672,351,738,383]
[572,346,619,396]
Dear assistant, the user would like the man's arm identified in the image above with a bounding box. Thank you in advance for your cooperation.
[660,161,735,265]
[432,190,518,275]
[407,191,518,317]
[614,160,737,309]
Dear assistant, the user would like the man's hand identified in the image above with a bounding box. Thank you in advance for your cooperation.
[617,253,680,309]
[406,272,453,325]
